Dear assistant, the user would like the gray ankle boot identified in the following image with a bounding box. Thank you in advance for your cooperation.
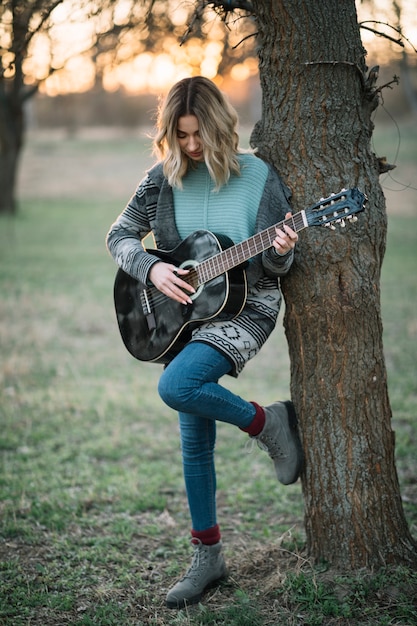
[255,401,303,484]
[166,540,227,609]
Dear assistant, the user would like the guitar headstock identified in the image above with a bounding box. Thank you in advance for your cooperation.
[305,188,367,230]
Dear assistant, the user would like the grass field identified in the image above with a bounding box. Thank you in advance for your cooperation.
[0,120,416,625]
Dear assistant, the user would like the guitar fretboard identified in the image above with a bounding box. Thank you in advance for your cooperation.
[196,211,307,285]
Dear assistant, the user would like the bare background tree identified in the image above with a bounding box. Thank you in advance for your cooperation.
[0,0,98,213]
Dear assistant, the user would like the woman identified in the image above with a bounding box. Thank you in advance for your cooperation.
[106,76,303,609]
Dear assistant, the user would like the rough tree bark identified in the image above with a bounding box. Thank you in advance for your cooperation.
[251,0,416,569]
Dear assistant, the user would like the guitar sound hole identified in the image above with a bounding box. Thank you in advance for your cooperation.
[180,260,202,300]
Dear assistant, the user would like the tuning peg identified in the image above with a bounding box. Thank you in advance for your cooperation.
[340,219,346,228]
[325,222,336,230]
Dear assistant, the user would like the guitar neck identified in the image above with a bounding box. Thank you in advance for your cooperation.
[197,210,308,283]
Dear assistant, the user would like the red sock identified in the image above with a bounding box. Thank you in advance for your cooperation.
[240,401,265,436]
[191,524,221,546]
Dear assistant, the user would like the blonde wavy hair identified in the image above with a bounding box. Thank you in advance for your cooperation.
[153,76,243,190]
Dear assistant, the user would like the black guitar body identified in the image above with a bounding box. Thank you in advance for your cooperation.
[114,230,247,363]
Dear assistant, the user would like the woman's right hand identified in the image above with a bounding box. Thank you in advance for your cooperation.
[149,262,195,305]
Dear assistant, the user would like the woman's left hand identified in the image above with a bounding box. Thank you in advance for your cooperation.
[272,212,298,255]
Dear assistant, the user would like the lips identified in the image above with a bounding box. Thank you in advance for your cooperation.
[188,151,203,160]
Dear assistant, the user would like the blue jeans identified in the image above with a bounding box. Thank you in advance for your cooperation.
[158,342,256,532]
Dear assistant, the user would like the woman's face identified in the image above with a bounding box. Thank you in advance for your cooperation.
[177,115,204,162]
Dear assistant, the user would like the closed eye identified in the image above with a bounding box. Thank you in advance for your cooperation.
[177,132,200,139]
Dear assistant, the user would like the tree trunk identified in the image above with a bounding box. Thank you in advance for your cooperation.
[251,0,417,569]
[0,79,24,215]
[0,134,21,215]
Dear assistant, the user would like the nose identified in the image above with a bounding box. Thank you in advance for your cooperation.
[188,135,199,151]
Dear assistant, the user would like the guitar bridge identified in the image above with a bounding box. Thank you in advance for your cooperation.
[141,289,156,331]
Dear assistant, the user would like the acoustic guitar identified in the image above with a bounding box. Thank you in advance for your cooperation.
[114,188,366,363]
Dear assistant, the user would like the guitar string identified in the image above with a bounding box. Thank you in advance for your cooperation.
[137,193,361,313]
[139,215,303,312]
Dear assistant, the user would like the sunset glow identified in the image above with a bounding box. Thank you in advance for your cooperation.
[16,0,417,97]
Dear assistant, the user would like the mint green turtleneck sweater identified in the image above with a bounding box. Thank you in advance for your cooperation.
[173,153,269,244]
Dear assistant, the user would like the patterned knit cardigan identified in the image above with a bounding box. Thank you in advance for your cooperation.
[107,160,294,376]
